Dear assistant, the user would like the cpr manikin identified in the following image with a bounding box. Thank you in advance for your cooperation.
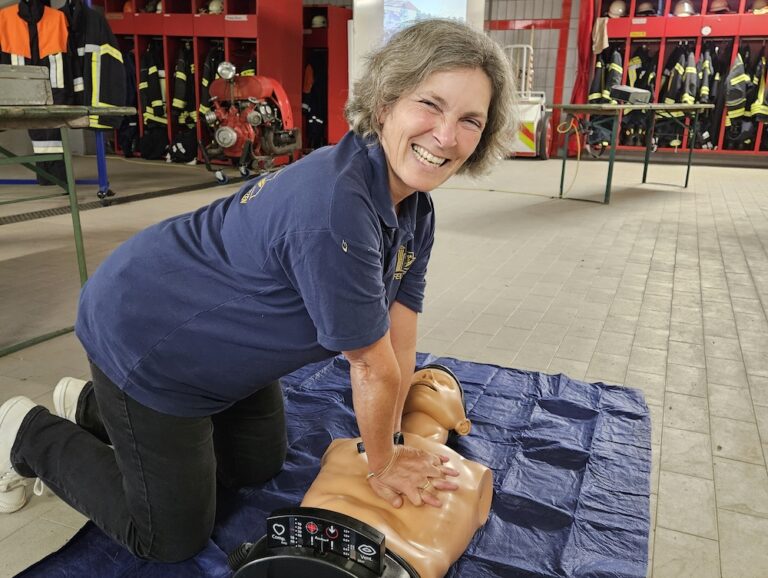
[301,366,492,578]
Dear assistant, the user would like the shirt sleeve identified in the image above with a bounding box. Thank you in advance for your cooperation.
[274,228,390,353]
[395,199,436,314]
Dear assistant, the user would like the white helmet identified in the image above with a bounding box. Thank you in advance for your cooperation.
[673,0,697,16]
[155,0,162,13]
[709,0,730,12]
[636,1,656,15]
[311,15,327,28]
[607,0,627,17]
[207,0,223,14]
[752,0,768,10]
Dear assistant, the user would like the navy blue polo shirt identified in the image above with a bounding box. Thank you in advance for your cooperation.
[75,132,435,416]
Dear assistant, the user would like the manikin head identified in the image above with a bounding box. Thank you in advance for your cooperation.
[402,365,471,442]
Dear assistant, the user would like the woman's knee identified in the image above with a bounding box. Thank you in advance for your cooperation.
[219,443,286,488]
[134,518,214,563]
[253,443,287,482]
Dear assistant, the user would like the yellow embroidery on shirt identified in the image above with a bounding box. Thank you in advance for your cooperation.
[393,246,416,280]
[240,170,282,204]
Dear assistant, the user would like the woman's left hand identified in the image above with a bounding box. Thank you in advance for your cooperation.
[368,445,459,508]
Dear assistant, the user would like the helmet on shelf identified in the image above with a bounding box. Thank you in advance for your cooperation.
[635,1,656,15]
[752,0,768,11]
[709,0,731,13]
[311,15,327,28]
[673,0,697,16]
[155,0,162,13]
[207,0,223,14]
[607,0,627,18]
[123,0,133,12]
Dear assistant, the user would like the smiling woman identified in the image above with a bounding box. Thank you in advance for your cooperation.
[1,17,517,567]
[346,18,518,177]
[378,67,493,204]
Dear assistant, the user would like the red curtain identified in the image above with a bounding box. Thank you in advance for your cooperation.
[571,0,595,106]
[567,0,595,155]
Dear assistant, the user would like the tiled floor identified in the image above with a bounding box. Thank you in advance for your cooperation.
[1,155,768,577]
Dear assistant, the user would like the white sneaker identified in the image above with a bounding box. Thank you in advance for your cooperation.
[53,377,88,423]
[0,396,37,514]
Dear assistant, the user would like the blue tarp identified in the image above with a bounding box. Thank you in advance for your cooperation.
[19,354,651,578]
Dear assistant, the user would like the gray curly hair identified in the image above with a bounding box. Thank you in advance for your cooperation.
[345,19,517,176]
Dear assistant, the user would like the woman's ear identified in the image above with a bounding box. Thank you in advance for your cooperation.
[376,105,390,127]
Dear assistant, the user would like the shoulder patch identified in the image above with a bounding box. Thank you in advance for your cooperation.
[240,169,282,204]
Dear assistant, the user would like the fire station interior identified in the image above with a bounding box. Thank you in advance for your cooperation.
[1,0,768,577]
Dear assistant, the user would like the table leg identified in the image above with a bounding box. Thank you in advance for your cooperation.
[642,112,656,184]
[95,131,110,195]
[62,129,88,285]
[559,122,570,199]
[684,110,699,189]
[604,115,620,204]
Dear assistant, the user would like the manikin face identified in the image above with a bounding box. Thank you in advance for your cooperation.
[405,367,471,435]
[378,67,493,204]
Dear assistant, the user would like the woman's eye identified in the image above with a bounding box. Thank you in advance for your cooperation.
[420,99,438,109]
[463,118,482,129]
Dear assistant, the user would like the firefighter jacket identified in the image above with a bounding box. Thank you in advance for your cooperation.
[139,41,166,126]
[627,45,655,94]
[588,56,605,103]
[604,49,623,103]
[697,49,713,104]
[60,0,125,130]
[588,49,623,104]
[753,56,768,122]
[693,49,716,148]
[627,47,644,89]
[681,50,698,105]
[240,55,256,76]
[710,64,723,106]
[634,48,656,94]
[659,45,685,106]
[660,47,688,121]
[0,0,69,185]
[747,50,765,118]
[725,52,749,127]
[199,45,224,117]
[303,48,328,149]
[171,43,196,128]
[622,46,656,146]
[117,48,139,157]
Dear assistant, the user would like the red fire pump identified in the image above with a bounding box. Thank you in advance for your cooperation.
[201,61,301,183]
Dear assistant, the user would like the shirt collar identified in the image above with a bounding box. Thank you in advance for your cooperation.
[362,135,419,232]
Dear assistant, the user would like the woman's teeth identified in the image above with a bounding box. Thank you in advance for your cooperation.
[412,144,447,167]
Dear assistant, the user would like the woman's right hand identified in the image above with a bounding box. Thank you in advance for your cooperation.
[367,445,459,508]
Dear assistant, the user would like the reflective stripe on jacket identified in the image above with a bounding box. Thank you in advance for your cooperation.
[172,43,196,127]
[60,0,126,129]
[725,53,749,126]
[139,42,166,126]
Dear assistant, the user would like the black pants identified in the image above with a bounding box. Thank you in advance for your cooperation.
[11,364,287,563]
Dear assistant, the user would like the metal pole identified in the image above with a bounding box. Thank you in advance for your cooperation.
[559,119,570,198]
[0,327,75,358]
[684,110,698,188]
[642,110,656,184]
[95,131,109,194]
[62,129,88,284]
[604,114,620,204]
